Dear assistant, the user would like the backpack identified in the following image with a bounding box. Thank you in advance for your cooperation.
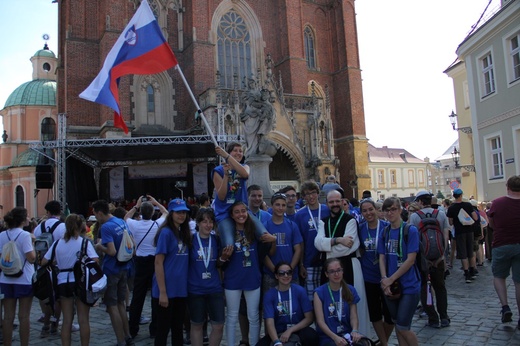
[0,231,26,277]
[416,210,445,266]
[116,226,134,265]
[34,220,63,261]
[32,240,59,314]
[73,238,107,306]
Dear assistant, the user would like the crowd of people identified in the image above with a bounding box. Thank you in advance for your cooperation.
[0,142,518,346]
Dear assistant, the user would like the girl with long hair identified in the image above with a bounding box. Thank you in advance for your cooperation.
[378,197,420,346]
[258,261,318,346]
[314,258,361,346]
[359,199,393,346]
[222,201,275,346]
[188,208,232,346]
[0,207,36,346]
[41,214,98,346]
[152,198,192,345]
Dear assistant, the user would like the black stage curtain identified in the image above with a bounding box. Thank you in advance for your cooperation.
[66,158,98,217]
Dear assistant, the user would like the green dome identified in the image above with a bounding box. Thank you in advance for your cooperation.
[34,49,56,58]
[4,80,56,108]
[11,149,54,168]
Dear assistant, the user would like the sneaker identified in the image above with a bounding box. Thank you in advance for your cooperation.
[139,316,151,325]
[71,323,80,332]
[203,335,209,344]
[426,321,440,329]
[501,305,513,323]
[40,326,50,338]
[38,314,45,323]
[125,336,136,346]
[49,322,58,335]
[419,311,428,318]
[184,336,191,345]
[441,319,450,328]
[465,274,472,283]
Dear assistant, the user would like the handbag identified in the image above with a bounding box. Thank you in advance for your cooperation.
[387,280,401,300]
[458,208,474,226]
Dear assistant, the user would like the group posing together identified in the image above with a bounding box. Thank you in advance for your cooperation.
[0,142,432,346]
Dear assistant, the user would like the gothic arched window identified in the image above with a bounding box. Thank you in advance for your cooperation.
[304,26,316,69]
[41,117,56,141]
[217,10,252,89]
[15,185,24,207]
[147,85,155,112]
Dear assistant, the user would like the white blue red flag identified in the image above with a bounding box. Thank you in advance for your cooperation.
[79,0,177,133]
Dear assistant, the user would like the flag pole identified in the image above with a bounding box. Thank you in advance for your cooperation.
[174,65,218,147]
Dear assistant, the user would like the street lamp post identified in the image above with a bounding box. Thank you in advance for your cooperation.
[448,111,472,134]
[451,147,460,168]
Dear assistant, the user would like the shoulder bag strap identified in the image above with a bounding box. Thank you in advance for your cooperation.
[136,221,157,251]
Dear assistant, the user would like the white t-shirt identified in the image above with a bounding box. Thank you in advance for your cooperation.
[34,217,66,241]
[0,228,35,285]
[126,216,165,257]
[44,236,98,285]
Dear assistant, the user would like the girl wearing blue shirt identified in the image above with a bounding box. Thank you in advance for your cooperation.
[188,209,232,346]
[314,258,362,346]
[152,199,192,346]
[258,262,318,346]
[222,201,275,346]
[359,199,393,346]
[377,197,420,346]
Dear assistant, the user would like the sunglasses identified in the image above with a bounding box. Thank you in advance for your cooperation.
[277,270,293,277]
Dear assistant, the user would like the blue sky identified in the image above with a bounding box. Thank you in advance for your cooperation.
[0,0,500,161]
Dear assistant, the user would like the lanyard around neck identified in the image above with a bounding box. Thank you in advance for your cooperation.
[367,220,381,250]
[196,233,212,272]
[307,205,321,231]
[327,283,343,323]
[327,211,345,238]
[277,287,293,324]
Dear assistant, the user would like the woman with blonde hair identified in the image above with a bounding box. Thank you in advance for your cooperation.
[0,207,35,346]
[42,214,98,346]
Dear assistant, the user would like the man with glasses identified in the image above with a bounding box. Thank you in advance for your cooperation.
[294,181,330,301]
[263,192,303,292]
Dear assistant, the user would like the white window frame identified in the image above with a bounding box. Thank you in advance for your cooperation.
[408,169,415,186]
[481,52,496,97]
[390,169,396,184]
[503,27,520,87]
[377,169,385,185]
[418,169,424,185]
[483,132,505,181]
[513,124,520,174]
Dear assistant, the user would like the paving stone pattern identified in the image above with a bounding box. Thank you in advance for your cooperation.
[4,262,520,345]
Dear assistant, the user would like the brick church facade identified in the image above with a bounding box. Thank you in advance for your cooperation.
[2,0,369,215]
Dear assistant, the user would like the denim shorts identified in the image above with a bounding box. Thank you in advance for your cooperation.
[0,283,32,299]
[492,244,520,282]
[384,292,420,330]
[104,270,128,306]
[188,292,225,324]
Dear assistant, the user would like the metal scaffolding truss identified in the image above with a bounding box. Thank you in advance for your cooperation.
[29,114,240,207]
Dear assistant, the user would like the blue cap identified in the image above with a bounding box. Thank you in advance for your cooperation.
[167,199,190,212]
[453,188,463,195]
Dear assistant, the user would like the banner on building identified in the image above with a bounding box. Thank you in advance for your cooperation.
[109,166,125,201]
[193,163,208,196]
[128,163,188,179]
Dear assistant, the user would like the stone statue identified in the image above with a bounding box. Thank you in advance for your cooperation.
[240,79,276,157]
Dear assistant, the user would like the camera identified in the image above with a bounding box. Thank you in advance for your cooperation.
[142,196,148,202]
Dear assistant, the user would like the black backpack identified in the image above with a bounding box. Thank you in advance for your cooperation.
[32,240,59,314]
[73,238,107,306]
[416,210,445,266]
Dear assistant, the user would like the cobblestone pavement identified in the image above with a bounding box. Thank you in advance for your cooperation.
[3,261,520,345]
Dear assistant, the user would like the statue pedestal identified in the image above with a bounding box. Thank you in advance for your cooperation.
[245,155,274,200]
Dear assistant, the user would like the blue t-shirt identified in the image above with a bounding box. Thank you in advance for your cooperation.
[152,228,189,298]
[294,205,330,268]
[188,233,223,295]
[315,283,360,346]
[359,220,389,284]
[250,209,272,225]
[223,230,262,290]
[100,216,132,275]
[377,223,421,294]
[263,284,312,333]
[212,165,248,222]
[263,218,303,279]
